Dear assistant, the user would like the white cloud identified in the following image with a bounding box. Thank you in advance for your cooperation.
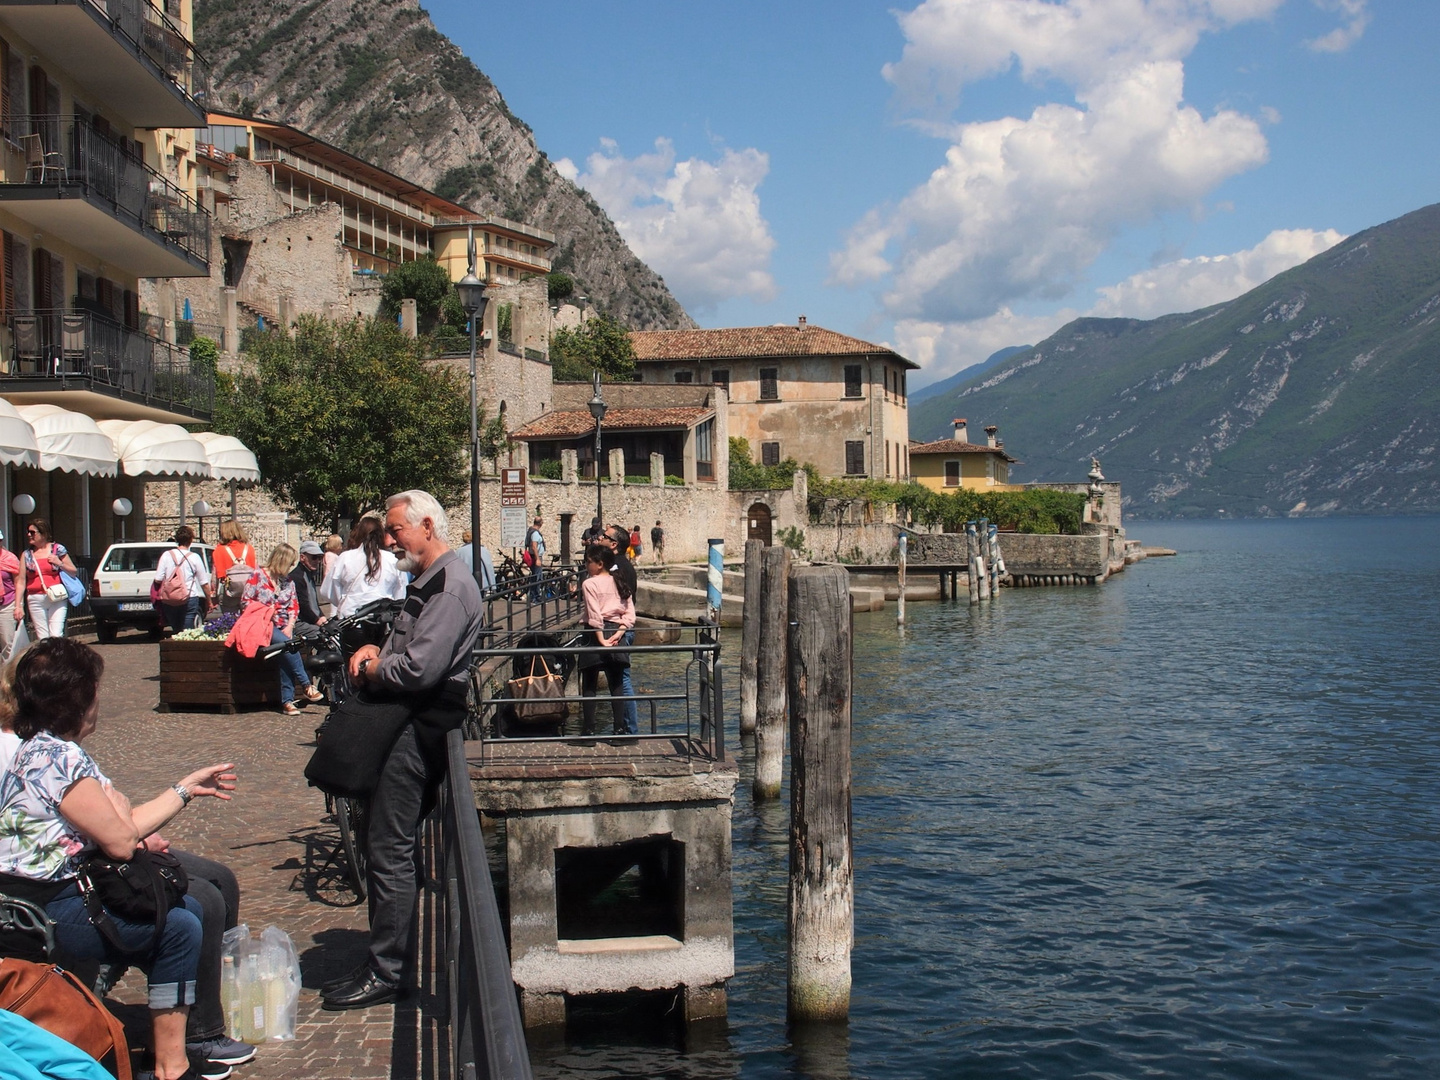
[831,61,1269,321]
[1306,0,1370,52]
[906,228,1343,383]
[1092,227,1344,318]
[571,138,777,312]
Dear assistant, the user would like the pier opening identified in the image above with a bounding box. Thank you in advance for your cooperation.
[555,836,685,941]
[563,988,686,1045]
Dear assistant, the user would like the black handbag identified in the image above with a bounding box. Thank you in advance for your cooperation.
[304,693,415,798]
[77,849,188,956]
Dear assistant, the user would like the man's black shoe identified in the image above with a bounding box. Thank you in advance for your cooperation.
[321,961,370,993]
[320,968,400,1011]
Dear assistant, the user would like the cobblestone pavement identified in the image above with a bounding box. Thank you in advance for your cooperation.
[83,630,435,1080]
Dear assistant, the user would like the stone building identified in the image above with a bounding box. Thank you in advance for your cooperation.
[629,318,917,481]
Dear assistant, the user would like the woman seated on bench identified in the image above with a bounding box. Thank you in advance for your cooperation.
[0,639,238,1080]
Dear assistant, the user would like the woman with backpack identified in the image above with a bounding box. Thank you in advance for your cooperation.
[153,527,214,634]
[210,520,257,615]
[22,519,78,641]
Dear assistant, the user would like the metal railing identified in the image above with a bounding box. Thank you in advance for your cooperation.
[1,115,211,266]
[471,623,725,764]
[424,727,533,1080]
[480,564,582,639]
[75,0,212,108]
[4,308,213,414]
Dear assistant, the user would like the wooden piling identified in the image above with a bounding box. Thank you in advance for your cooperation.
[739,539,763,736]
[938,568,948,601]
[966,524,981,604]
[786,565,853,1022]
[896,533,907,626]
[753,544,791,801]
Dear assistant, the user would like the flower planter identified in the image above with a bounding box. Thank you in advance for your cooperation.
[157,639,281,713]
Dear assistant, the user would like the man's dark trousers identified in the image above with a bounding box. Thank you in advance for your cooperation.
[366,724,438,986]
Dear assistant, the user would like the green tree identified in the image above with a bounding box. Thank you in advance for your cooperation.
[546,271,574,302]
[550,313,636,381]
[728,437,801,490]
[378,256,467,335]
[214,315,472,531]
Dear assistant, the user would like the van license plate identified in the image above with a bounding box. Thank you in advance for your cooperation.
[119,602,152,612]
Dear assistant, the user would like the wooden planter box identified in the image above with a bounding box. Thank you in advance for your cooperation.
[157,639,282,713]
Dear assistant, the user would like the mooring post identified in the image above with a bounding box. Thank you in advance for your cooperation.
[975,518,991,601]
[706,537,724,624]
[753,544,791,800]
[896,532,907,627]
[989,523,1004,593]
[966,522,981,605]
[786,564,853,1021]
[739,539,764,736]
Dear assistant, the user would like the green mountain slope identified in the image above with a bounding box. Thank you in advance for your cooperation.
[910,203,1440,517]
[193,0,694,330]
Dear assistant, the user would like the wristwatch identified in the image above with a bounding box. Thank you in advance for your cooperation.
[358,658,373,680]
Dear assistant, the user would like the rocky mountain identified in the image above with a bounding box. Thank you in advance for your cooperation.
[910,203,1440,517]
[193,0,695,331]
[910,346,1030,406]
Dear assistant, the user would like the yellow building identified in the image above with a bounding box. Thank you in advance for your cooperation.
[909,419,1018,492]
[0,0,217,552]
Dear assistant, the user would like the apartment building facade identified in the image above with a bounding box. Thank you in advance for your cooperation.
[629,318,916,481]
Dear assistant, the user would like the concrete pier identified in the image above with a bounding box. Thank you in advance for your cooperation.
[469,740,738,1029]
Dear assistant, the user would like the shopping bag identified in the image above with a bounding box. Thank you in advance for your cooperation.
[220,924,300,1042]
[507,655,567,721]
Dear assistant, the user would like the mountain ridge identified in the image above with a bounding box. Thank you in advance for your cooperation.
[193,0,695,330]
[910,203,1440,517]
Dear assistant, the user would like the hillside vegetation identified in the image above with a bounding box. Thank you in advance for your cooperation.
[911,203,1440,517]
[193,0,694,331]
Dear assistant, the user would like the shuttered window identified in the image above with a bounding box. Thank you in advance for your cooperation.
[844,364,862,398]
[845,441,865,476]
[761,442,780,467]
[760,367,778,400]
[945,461,960,487]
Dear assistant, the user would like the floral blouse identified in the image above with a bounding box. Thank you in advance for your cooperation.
[0,732,108,881]
[242,568,298,630]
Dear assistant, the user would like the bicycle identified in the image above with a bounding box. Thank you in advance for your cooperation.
[261,599,399,898]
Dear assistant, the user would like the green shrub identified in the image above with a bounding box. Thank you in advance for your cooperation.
[729,437,801,489]
[534,459,562,480]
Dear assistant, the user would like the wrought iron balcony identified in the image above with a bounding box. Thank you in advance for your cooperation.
[0,115,210,276]
[0,0,211,126]
[3,307,213,420]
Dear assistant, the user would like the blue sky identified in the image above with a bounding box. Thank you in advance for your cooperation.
[425,0,1438,387]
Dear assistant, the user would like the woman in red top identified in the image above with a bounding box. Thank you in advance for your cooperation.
[23,518,78,640]
[240,544,321,716]
[212,520,257,614]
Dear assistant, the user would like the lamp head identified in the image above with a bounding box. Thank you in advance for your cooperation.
[456,271,487,321]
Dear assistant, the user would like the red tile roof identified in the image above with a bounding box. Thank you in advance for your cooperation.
[908,437,1018,463]
[629,324,918,368]
[511,406,713,440]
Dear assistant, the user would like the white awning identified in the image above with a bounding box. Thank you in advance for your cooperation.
[96,419,212,478]
[192,432,261,483]
[14,405,118,476]
[0,400,39,468]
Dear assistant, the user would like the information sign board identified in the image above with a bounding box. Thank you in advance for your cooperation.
[500,507,528,550]
[500,468,527,508]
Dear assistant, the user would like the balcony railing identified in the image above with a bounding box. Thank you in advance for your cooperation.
[80,0,212,109]
[4,308,214,416]
[1,114,210,267]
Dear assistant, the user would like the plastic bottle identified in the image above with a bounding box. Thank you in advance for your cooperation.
[242,950,266,1042]
[263,941,287,1038]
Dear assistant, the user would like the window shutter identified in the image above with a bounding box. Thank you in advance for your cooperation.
[47,251,62,310]
[123,288,139,330]
[10,237,28,311]
[1,232,11,318]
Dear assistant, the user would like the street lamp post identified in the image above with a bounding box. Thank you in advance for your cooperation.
[587,369,607,528]
[455,226,489,588]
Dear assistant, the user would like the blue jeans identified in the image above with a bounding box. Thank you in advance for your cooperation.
[619,630,638,734]
[48,886,202,1009]
[162,596,203,632]
[270,627,309,703]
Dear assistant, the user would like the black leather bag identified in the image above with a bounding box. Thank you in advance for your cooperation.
[304,693,414,799]
[78,849,188,955]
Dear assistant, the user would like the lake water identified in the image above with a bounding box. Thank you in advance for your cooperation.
[530,517,1440,1079]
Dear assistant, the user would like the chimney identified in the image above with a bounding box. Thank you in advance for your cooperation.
[953,418,968,444]
[985,424,998,449]
[798,315,807,327]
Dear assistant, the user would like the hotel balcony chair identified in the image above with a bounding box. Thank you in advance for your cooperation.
[11,316,42,374]
[20,133,65,184]
[60,314,89,375]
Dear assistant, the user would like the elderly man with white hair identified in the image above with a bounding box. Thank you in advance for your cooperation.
[319,489,484,1011]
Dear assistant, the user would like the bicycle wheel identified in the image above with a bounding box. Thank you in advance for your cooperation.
[334,796,369,899]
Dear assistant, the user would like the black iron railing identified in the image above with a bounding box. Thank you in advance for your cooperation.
[480,565,582,638]
[471,624,725,764]
[52,0,213,108]
[2,114,210,266]
[4,308,214,415]
[426,727,533,1080]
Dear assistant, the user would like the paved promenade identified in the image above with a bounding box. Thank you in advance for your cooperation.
[83,631,435,1080]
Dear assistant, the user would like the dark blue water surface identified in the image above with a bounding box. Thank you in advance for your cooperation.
[531,518,1440,1079]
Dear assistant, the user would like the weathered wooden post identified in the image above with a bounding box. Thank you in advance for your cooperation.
[975,518,991,601]
[753,544,791,800]
[787,564,853,1021]
[989,523,1004,593]
[896,532,907,627]
[966,522,980,605]
[739,539,763,736]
